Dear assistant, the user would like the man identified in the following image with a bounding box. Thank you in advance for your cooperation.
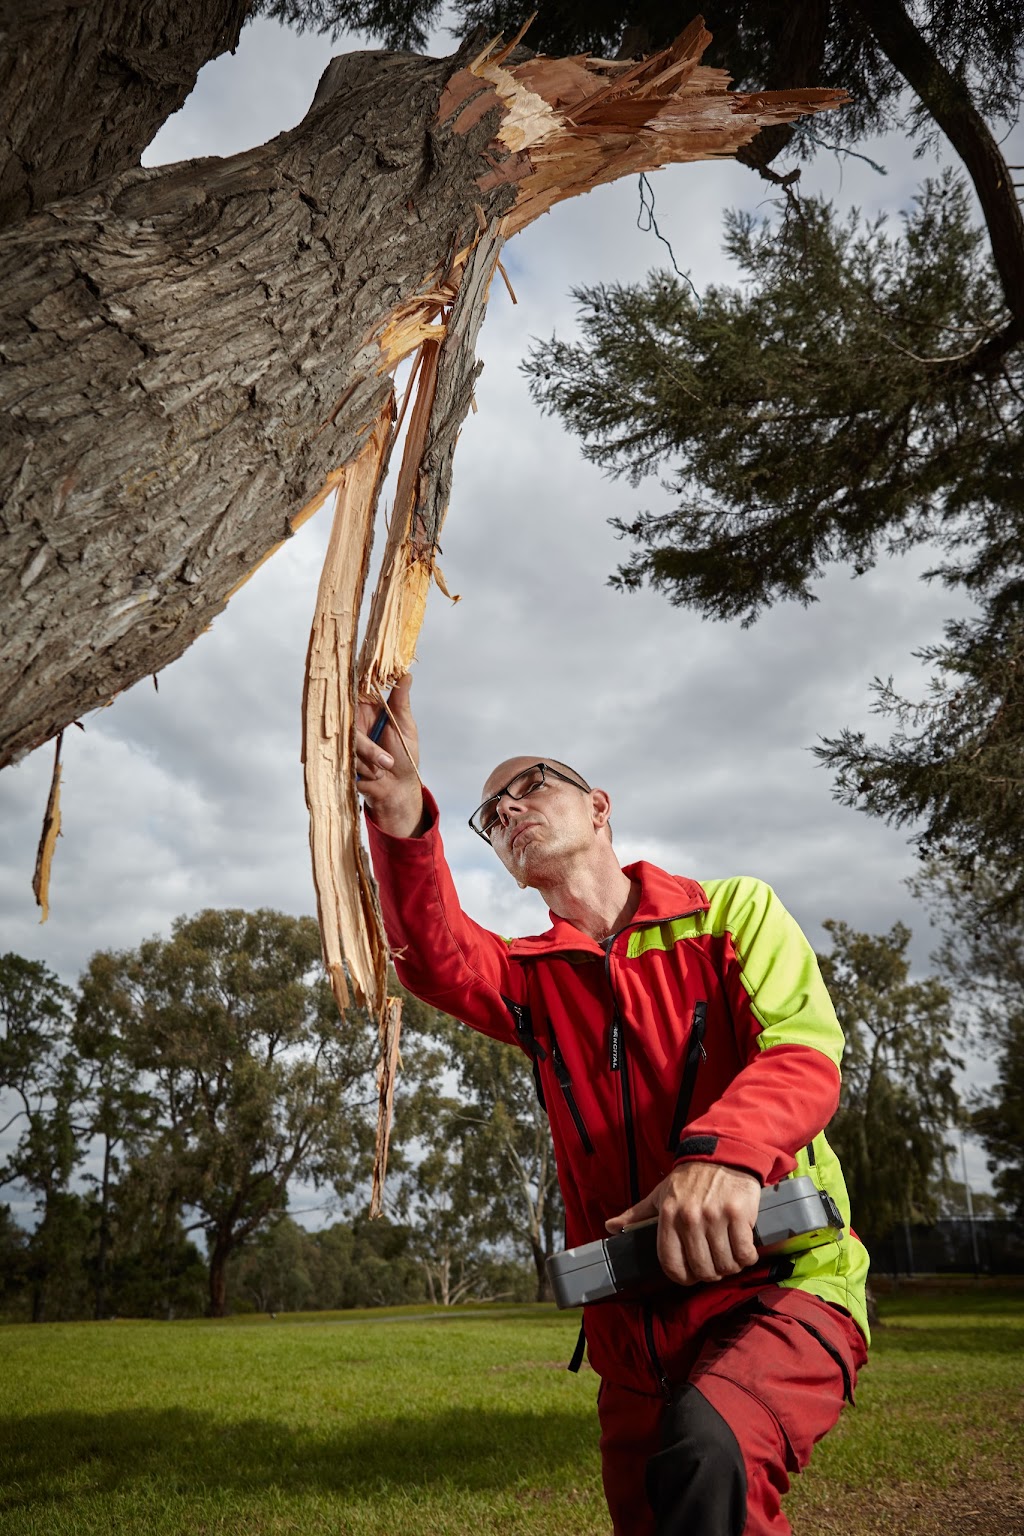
[356,675,869,1536]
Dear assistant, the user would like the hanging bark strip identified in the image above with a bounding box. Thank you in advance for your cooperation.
[369,994,403,1217]
[293,22,847,1212]
[302,405,396,1019]
[32,729,63,922]
[352,232,507,1213]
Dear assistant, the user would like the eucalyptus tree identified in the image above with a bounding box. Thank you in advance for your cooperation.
[83,908,380,1315]
[0,953,86,1320]
[816,919,962,1246]
[1,1,822,774]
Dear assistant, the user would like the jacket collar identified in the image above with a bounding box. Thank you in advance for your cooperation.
[506,861,708,958]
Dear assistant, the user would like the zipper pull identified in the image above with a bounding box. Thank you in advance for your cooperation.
[608,1015,622,1072]
[692,1000,708,1060]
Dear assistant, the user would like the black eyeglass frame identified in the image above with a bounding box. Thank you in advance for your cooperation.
[468,762,592,844]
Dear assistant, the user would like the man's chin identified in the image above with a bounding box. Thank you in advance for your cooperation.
[513,845,557,885]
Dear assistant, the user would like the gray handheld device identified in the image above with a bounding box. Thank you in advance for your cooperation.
[546,1175,844,1309]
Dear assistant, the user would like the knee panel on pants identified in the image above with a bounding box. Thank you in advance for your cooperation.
[645,1384,747,1536]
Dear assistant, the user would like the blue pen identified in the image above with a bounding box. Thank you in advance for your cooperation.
[356,706,390,781]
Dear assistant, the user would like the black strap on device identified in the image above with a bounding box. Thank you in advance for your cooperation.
[568,1317,586,1373]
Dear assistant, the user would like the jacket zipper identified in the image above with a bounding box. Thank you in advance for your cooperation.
[550,1037,594,1154]
[667,1001,708,1153]
[604,927,705,1400]
[601,908,703,1198]
[603,938,640,1204]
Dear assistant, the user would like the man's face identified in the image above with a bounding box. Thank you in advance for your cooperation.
[478,757,601,886]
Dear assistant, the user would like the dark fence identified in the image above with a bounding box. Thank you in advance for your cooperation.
[870,1217,1024,1276]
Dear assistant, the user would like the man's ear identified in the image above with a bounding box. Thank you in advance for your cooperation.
[590,788,612,829]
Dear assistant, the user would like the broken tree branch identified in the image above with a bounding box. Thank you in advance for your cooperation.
[294,20,847,1209]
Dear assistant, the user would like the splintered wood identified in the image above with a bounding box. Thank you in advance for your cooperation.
[32,729,63,922]
[302,16,847,1214]
[303,407,394,1017]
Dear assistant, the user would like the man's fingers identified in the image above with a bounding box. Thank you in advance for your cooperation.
[604,1194,657,1232]
[659,1201,716,1285]
[656,1199,754,1285]
[354,728,395,786]
[704,1216,745,1278]
[728,1213,760,1271]
[388,671,413,714]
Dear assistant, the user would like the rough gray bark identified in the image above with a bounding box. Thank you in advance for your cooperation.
[1,8,844,773]
[0,0,251,229]
[0,41,512,768]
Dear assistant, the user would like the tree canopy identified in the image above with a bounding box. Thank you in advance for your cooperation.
[76,908,381,1315]
[915,863,1024,1215]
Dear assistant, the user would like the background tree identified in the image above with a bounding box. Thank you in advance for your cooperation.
[971,1040,1024,1218]
[0,1204,30,1320]
[405,1102,499,1306]
[0,954,89,1321]
[229,1214,315,1313]
[427,1017,562,1301]
[305,1215,426,1308]
[915,863,1024,1215]
[102,1165,209,1320]
[73,955,159,1319]
[81,908,381,1316]
[817,919,962,1247]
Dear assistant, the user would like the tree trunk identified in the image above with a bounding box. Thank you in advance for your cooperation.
[529,1233,552,1303]
[94,1133,112,1321]
[208,1229,231,1317]
[0,10,846,768]
[849,0,1024,332]
[0,0,251,228]
[0,42,507,766]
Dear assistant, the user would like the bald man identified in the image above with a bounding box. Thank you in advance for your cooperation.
[356,677,869,1536]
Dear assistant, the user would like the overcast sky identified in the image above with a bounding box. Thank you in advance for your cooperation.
[3,12,1017,1205]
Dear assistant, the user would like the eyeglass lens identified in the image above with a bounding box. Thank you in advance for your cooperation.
[474,766,546,836]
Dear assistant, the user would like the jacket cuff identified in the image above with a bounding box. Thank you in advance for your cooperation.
[672,1131,792,1186]
[365,787,439,853]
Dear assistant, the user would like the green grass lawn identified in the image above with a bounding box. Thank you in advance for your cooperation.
[1,1287,1021,1536]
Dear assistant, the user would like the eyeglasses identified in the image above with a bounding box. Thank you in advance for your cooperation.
[468,762,591,843]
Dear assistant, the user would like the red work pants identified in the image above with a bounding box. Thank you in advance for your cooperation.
[597,1287,868,1536]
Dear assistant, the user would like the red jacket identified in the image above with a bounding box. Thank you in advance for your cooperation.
[368,793,870,1392]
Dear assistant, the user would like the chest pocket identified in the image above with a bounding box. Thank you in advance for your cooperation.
[502,993,594,1155]
[667,1000,707,1154]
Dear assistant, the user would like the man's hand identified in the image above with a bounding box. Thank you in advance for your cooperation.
[354,673,426,838]
[605,1163,761,1286]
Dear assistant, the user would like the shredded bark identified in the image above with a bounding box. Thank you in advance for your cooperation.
[370,996,404,1218]
[31,730,63,923]
[302,406,396,1020]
